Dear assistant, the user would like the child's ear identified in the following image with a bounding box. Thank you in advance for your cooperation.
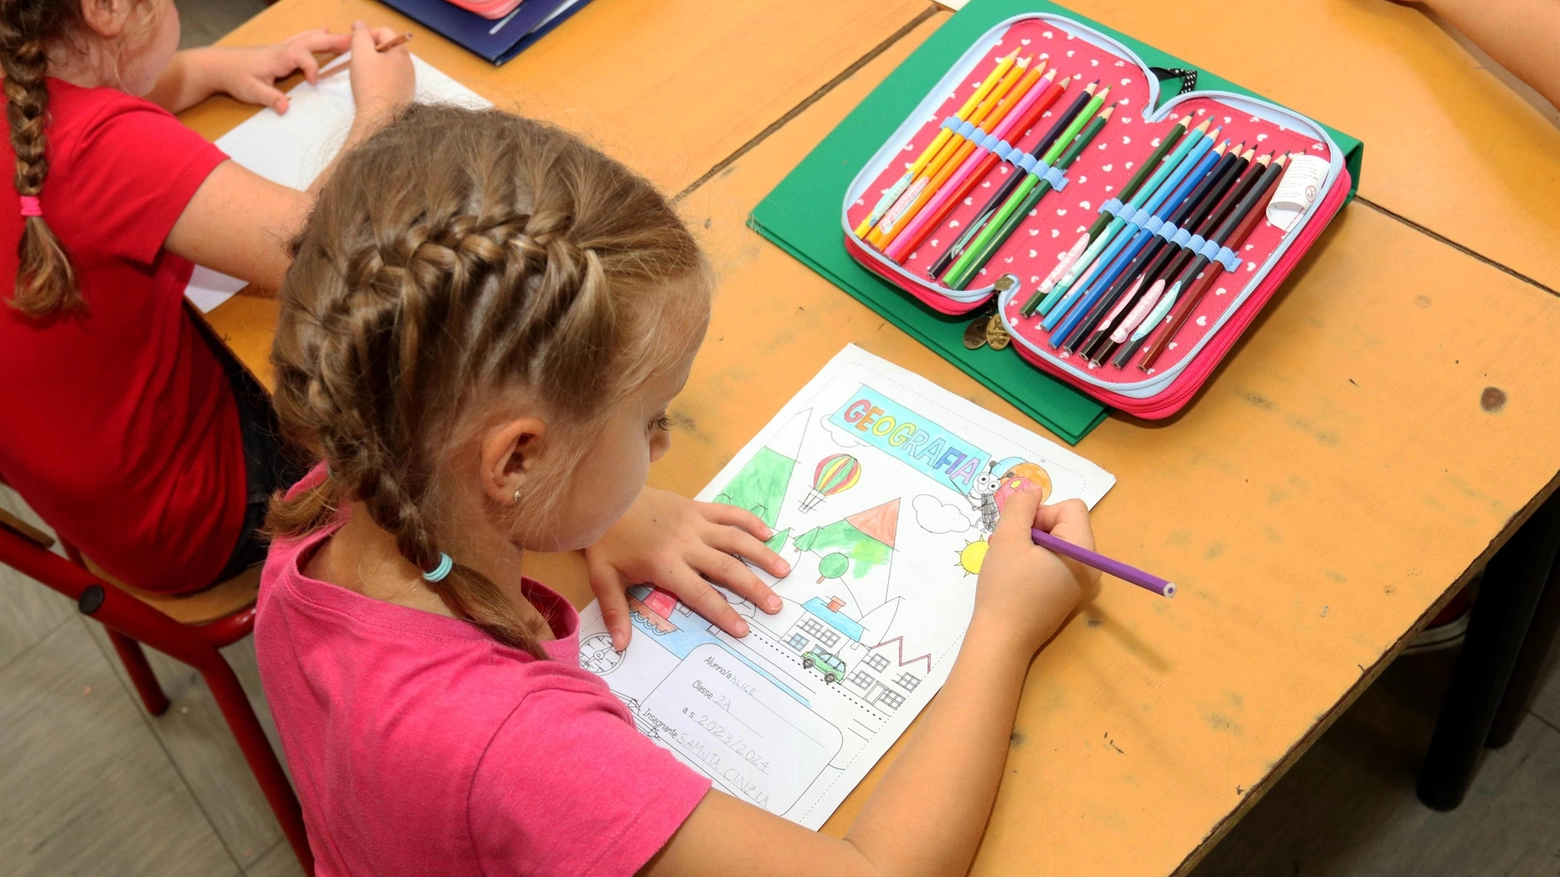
[479,417,547,506]
[79,0,134,38]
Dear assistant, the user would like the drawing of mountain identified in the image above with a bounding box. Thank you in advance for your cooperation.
[714,408,809,528]
[794,499,901,616]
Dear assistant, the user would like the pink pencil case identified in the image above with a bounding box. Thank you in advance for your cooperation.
[442,0,523,21]
[842,12,1351,419]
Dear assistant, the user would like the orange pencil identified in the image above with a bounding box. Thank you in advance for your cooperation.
[872,65,1052,250]
[868,56,1040,246]
[318,32,414,81]
[853,48,1019,238]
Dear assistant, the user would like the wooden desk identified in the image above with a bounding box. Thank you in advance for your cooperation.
[192,5,1560,877]
[1052,0,1560,292]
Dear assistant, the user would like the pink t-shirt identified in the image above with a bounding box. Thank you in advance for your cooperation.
[255,481,711,876]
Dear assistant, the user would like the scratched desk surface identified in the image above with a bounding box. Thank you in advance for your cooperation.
[192,5,1560,877]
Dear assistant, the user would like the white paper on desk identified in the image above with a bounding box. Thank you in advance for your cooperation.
[576,345,1114,829]
[182,54,491,310]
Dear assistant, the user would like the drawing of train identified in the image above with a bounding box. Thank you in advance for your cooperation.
[802,648,848,684]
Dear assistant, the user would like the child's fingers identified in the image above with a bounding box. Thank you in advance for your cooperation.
[289,29,351,58]
[368,25,403,47]
[693,546,782,614]
[697,501,773,540]
[239,79,289,113]
[989,488,1044,548]
[710,526,790,584]
[288,44,321,84]
[666,568,750,638]
[585,561,634,651]
[1035,498,1095,551]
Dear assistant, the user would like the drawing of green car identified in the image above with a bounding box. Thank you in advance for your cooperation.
[802,649,847,684]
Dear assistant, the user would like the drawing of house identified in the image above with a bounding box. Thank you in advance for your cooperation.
[782,595,926,712]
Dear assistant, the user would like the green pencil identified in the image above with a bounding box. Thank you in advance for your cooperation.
[943,92,1112,290]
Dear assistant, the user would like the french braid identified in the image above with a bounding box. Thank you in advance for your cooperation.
[268,105,710,655]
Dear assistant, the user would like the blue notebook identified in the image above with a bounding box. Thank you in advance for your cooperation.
[377,0,592,65]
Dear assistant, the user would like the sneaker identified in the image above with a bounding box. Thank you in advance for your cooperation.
[1404,582,1475,654]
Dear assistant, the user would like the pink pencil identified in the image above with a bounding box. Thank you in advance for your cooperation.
[885,72,1066,263]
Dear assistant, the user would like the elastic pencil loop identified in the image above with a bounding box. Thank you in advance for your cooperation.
[1128,206,1153,226]
[1196,238,1222,262]
[1170,226,1194,247]
[991,138,1016,162]
[1144,215,1165,234]
[1182,233,1207,253]
[1155,220,1180,242]
[955,119,978,139]
[1044,166,1069,190]
[1099,197,1124,217]
[422,552,454,583]
[976,129,1003,153]
[1011,153,1040,174]
[938,115,962,134]
[1213,246,1243,272]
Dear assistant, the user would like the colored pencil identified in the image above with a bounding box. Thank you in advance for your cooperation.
[874,65,1056,251]
[1099,147,1265,367]
[885,73,1070,261]
[1044,126,1223,342]
[1137,154,1289,370]
[853,48,1019,238]
[1027,118,1211,319]
[929,80,1100,278]
[943,94,1114,290]
[1083,115,1191,244]
[1074,142,1249,360]
[1107,150,1272,369]
[868,56,1036,245]
[1031,528,1175,598]
[318,32,414,80]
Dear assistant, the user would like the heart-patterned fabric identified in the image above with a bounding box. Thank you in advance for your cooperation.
[844,15,1338,386]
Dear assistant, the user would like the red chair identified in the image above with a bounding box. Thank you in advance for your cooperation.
[0,507,313,875]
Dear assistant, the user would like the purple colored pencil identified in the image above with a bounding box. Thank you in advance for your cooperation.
[1030,528,1176,598]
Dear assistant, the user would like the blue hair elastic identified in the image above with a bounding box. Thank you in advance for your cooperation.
[423,552,454,583]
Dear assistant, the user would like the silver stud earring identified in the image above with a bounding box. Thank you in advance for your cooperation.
[512,486,522,504]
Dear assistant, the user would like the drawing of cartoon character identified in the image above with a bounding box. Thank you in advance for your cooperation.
[967,462,1001,534]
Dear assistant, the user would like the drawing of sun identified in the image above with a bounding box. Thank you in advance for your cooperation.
[956,539,988,576]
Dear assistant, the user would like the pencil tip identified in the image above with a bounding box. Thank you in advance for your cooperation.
[1058,76,1072,86]
[1084,82,1098,93]
[1096,86,1111,99]
[1098,104,1116,118]
[1178,115,1192,126]
[1089,78,1101,86]
[1192,118,1211,132]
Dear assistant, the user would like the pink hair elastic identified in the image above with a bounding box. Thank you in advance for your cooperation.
[19,196,41,218]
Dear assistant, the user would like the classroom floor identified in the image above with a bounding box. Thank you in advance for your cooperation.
[4,1,1559,875]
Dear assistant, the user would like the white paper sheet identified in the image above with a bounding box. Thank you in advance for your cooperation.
[183,54,490,313]
[577,345,1114,828]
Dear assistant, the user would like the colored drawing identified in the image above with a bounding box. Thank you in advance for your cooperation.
[576,345,1116,830]
[817,552,850,584]
[766,527,791,553]
[716,409,808,527]
[800,453,861,512]
[957,539,988,576]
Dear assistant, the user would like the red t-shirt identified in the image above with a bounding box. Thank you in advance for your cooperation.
[0,80,244,592]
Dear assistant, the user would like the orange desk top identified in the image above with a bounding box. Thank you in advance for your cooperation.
[194,6,1560,876]
[1054,0,1560,292]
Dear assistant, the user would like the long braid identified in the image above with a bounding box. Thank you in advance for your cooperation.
[0,0,83,315]
[269,105,709,655]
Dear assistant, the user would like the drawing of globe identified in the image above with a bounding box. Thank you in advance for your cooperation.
[579,633,623,675]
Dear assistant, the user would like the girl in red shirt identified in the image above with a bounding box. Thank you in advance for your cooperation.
[0,0,413,592]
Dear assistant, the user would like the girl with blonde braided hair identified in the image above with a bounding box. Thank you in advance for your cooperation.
[257,104,1099,877]
[0,0,413,594]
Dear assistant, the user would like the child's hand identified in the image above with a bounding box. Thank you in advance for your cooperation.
[973,490,1098,653]
[585,487,793,650]
[205,28,352,114]
[347,21,416,127]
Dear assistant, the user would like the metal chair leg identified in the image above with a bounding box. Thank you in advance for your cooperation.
[1417,489,1560,810]
[202,657,313,875]
[104,628,171,716]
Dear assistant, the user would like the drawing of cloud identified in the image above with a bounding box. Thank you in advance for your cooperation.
[819,414,867,448]
[913,494,973,535]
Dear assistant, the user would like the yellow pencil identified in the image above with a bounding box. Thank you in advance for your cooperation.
[853,48,1019,238]
[868,56,1038,247]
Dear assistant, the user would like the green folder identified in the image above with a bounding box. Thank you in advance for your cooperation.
[749,0,1363,445]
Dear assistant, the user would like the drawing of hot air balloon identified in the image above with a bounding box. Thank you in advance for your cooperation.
[799,453,861,513]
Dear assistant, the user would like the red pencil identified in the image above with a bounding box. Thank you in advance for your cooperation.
[888,73,1072,264]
